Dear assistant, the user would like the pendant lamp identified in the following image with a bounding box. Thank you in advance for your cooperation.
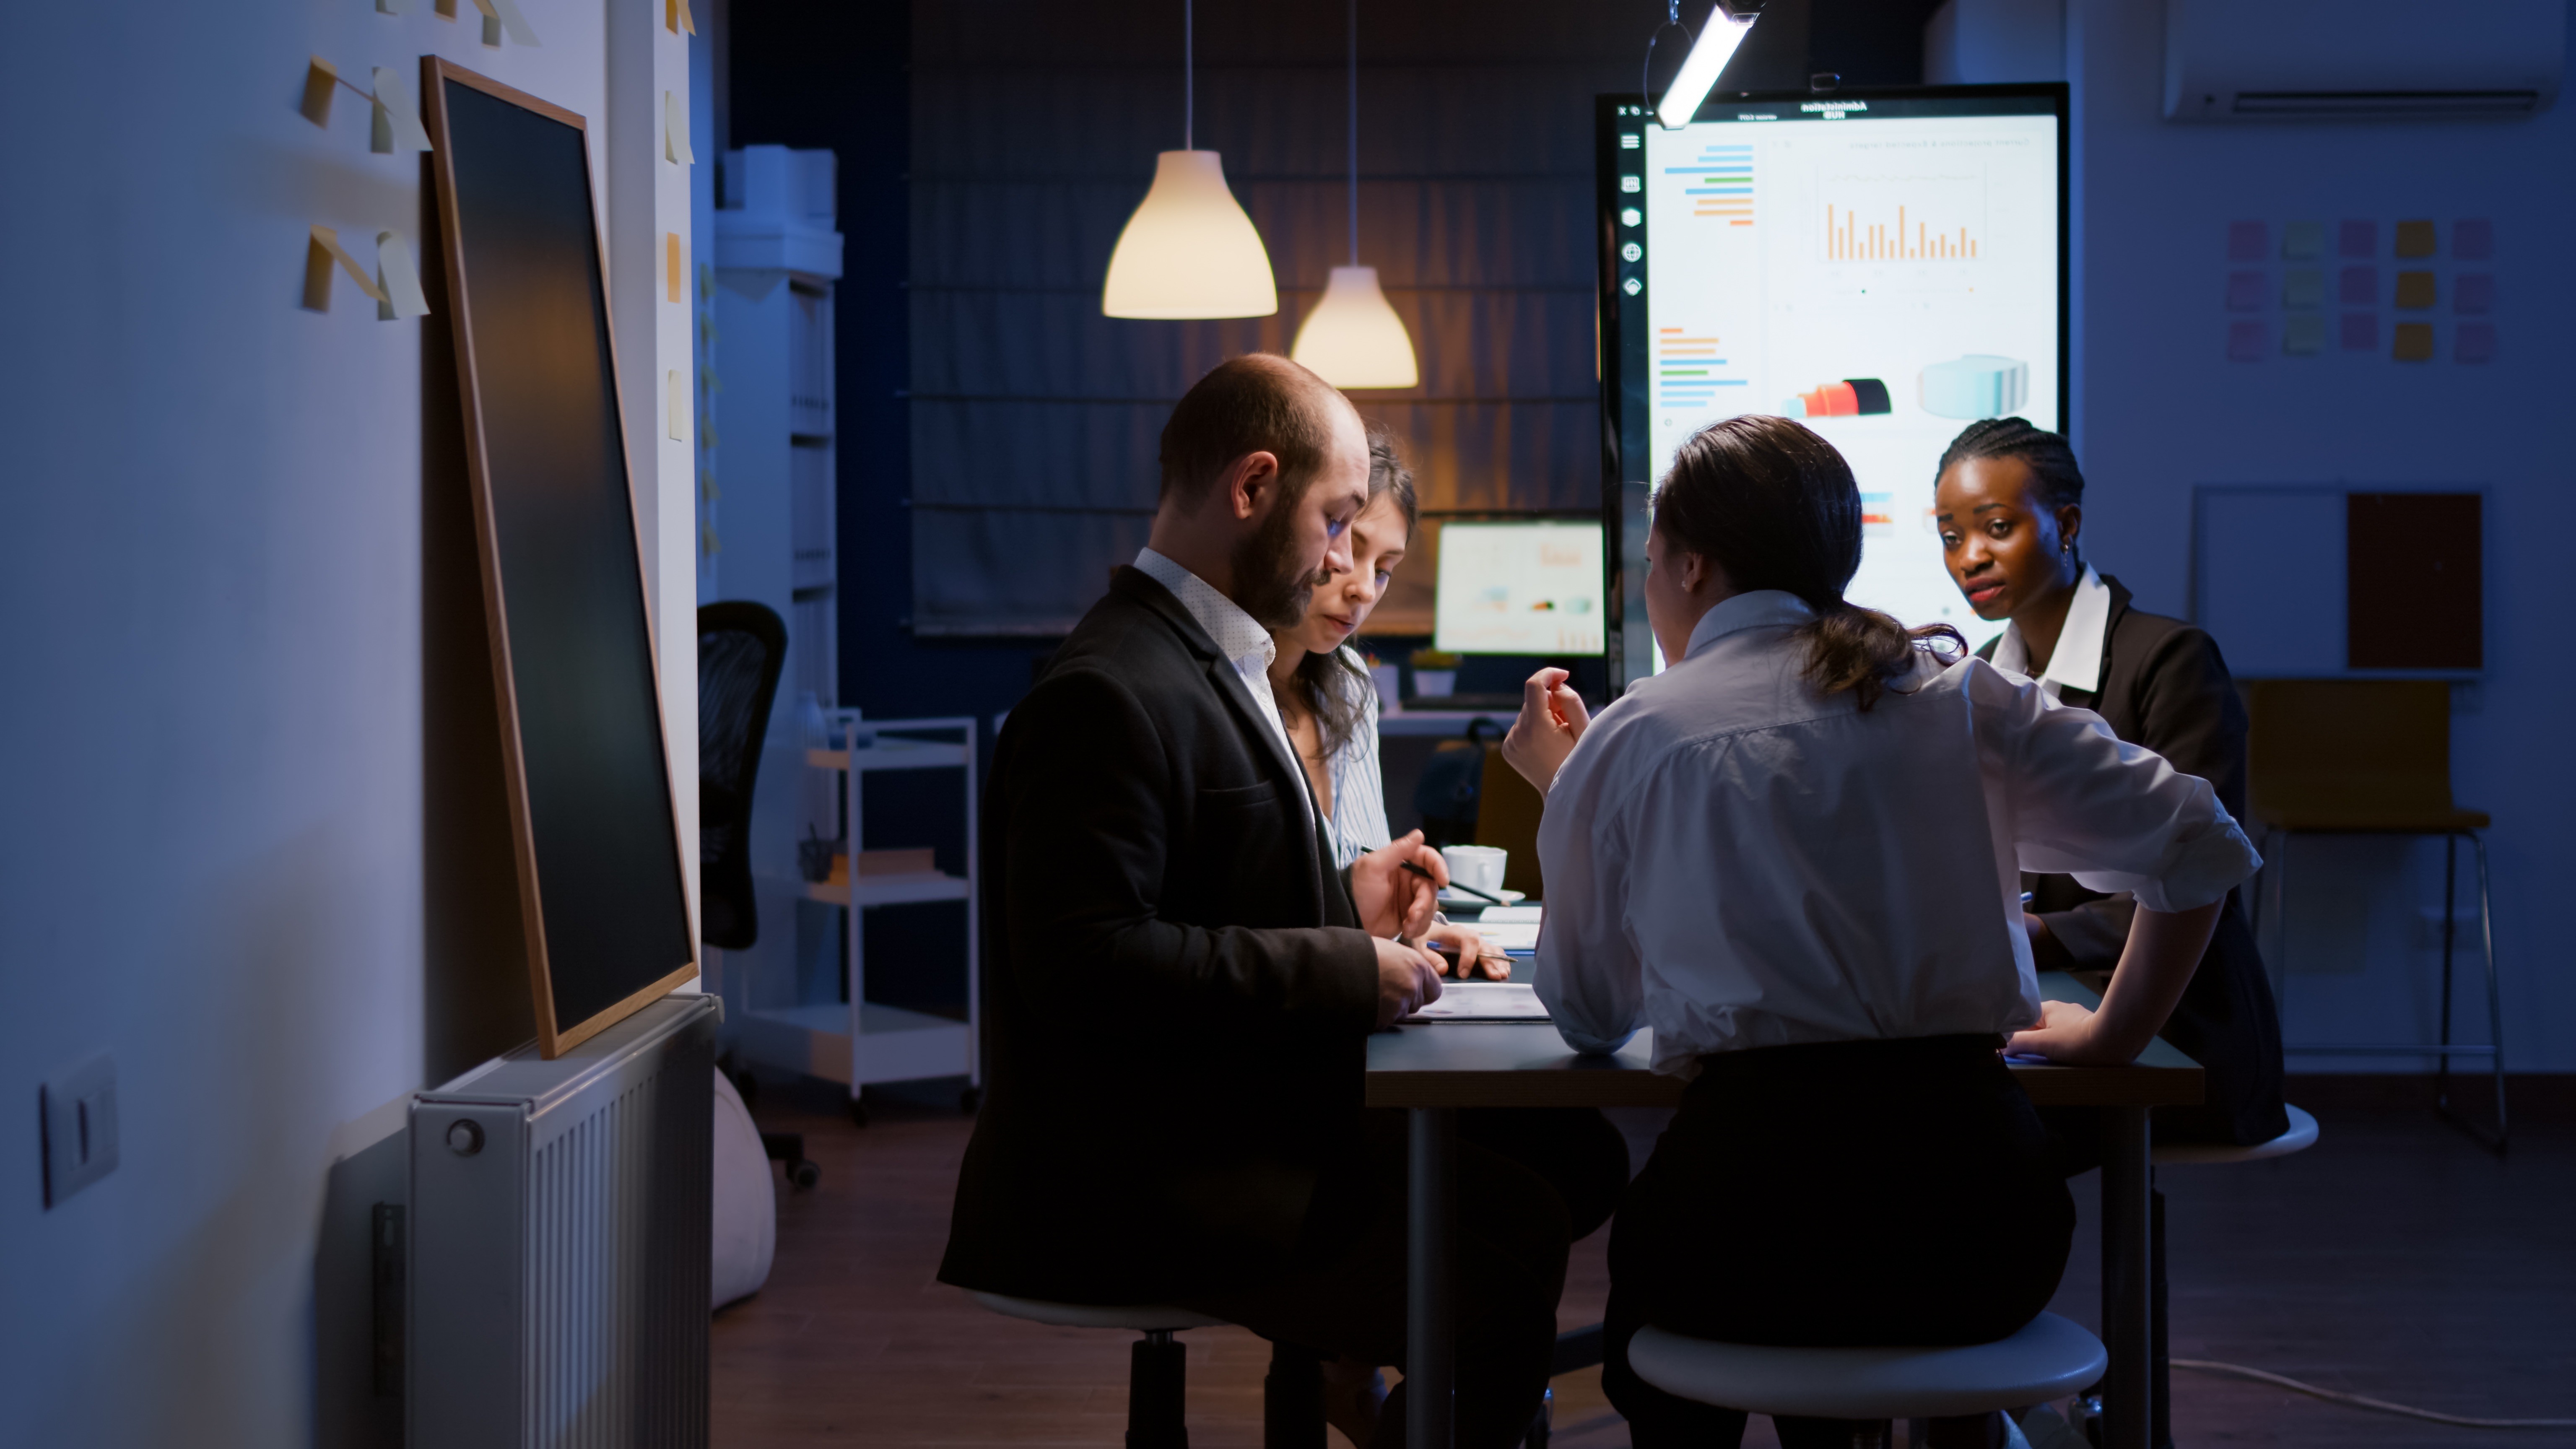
[1101,0,1278,319]
[1290,0,1418,388]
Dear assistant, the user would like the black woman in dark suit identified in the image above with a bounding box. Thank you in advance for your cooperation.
[1934,417,2286,1150]
[1935,417,2288,1448]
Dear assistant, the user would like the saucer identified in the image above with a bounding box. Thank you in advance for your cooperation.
[1439,887,1525,906]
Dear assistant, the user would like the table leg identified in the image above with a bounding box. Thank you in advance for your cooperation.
[2100,1106,2152,1449]
[1407,1106,1456,1449]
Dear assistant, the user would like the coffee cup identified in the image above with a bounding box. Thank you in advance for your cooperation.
[1440,845,1508,897]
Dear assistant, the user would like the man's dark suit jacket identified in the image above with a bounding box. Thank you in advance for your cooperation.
[1981,574,2289,1145]
[939,566,1382,1305]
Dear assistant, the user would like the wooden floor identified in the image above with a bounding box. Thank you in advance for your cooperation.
[713,1078,2575,1448]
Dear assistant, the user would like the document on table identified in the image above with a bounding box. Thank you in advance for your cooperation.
[1402,982,1550,1023]
[1466,904,1541,954]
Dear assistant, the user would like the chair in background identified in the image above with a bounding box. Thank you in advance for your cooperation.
[1474,745,1547,900]
[698,601,790,951]
[966,1293,1318,1449]
[2244,680,2503,1149]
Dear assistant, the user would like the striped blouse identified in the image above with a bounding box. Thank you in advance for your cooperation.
[1309,647,1391,869]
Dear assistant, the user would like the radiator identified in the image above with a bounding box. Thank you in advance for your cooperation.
[410,994,717,1448]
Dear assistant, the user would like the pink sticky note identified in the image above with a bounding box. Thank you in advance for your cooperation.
[2339,220,2377,258]
[2226,271,2266,311]
[2228,221,2268,261]
[2455,273,2494,314]
[2453,219,2494,260]
[2340,313,2379,351]
[2457,322,2496,364]
[2227,321,2267,361]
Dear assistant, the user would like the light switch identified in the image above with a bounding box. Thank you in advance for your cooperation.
[41,1052,118,1208]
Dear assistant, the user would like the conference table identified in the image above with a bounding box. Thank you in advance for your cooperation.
[1365,971,2197,1449]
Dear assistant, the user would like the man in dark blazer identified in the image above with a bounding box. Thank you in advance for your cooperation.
[942,356,1574,1449]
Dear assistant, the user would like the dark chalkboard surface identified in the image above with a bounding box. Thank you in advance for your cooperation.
[425,60,696,1057]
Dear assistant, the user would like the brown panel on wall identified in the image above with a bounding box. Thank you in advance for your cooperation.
[2347,492,2481,670]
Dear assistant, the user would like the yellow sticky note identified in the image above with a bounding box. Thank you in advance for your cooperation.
[306,225,388,312]
[668,0,697,34]
[2395,272,2436,309]
[2392,322,2435,361]
[434,0,456,16]
[375,231,432,319]
[301,56,338,127]
[665,90,694,164]
[377,0,409,13]
[666,233,684,303]
[669,370,689,441]
[2394,220,2437,258]
[370,68,434,153]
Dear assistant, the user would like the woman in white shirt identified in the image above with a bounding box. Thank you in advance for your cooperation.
[1500,415,2261,1449]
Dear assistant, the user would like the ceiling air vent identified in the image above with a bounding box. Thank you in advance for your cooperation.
[2166,0,2560,122]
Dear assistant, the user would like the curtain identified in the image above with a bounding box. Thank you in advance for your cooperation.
[909,1,1648,635]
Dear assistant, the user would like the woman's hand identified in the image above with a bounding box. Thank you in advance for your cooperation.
[1350,831,1444,941]
[2005,999,2117,1065]
[1501,667,1591,793]
[1427,922,1513,980]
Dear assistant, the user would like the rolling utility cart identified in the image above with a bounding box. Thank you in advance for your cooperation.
[730,716,980,1124]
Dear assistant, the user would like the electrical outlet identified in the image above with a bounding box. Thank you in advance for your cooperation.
[40,1052,118,1209]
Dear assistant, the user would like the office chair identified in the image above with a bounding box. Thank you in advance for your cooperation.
[697,601,789,950]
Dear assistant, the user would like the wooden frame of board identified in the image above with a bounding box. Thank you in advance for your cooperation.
[421,57,700,1058]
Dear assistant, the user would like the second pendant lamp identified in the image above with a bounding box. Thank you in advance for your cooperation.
[1101,0,1278,319]
[1290,0,1419,389]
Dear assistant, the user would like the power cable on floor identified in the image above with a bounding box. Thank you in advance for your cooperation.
[2172,1359,2576,1429]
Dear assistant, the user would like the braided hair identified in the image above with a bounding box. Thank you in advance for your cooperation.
[1934,418,2086,512]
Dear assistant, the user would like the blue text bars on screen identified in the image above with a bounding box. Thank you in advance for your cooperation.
[1669,142,1754,225]
[1658,327,1743,408]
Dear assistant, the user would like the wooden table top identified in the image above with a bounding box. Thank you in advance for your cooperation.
[1363,971,2205,1110]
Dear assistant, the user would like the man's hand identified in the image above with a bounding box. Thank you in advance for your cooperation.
[1373,935,1446,1028]
[1351,830,1444,941]
[1501,667,1590,793]
[1428,922,1513,980]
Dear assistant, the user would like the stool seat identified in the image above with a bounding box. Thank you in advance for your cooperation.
[2153,1104,2318,1166]
[966,1291,1227,1333]
[1628,1312,2106,1420]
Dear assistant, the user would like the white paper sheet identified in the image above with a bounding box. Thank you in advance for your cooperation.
[1401,982,1550,1023]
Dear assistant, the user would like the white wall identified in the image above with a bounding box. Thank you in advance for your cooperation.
[0,2,697,1444]
[2054,1,2576,1069]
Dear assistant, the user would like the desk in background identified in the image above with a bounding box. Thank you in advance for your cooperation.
[1365,971,2194,1449]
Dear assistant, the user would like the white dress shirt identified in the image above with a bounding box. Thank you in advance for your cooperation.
[1534,589,2262,1073]
[1132,548,1313,818]
[1989,565,2111,699]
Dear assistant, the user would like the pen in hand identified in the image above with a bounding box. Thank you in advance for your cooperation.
[1401,857,1505,906]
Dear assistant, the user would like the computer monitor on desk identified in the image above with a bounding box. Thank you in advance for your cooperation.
[1432,519,1607,657]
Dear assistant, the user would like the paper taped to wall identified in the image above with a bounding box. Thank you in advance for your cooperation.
[376,231,431,319]
[667,233,684,303]
[668,0,697,35]
[472,0,540,47]
[305,225,387,312]
[370,68,434,153]
[665,90,693,164]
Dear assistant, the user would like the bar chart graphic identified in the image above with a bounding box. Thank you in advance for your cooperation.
[1656,326,1746,410]
[1664,143,1754,226]
[1819,167,1985,261]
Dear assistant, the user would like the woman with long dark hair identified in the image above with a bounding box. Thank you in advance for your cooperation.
[1501,415,2261,1449]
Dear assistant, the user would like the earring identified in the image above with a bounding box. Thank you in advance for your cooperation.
[2061,538,2073,556]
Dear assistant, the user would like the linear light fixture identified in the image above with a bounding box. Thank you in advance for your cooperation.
[1656,0,1766,130]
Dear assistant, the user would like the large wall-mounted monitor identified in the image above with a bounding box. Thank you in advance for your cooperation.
[425,58,698,1057]
[1596,85,2070,690]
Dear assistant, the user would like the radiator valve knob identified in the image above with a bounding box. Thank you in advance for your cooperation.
[446,1120,484,1157]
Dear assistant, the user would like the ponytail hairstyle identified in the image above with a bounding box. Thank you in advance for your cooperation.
[1933,416,2087,564]
[1288,422,1420,760]
[1653,415,1964,711]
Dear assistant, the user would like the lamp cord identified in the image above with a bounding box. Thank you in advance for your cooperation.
[2170,1360,2576,1430]
[1346,0,1358,266]
[1643,0,1693,121]
[1183,0,1193,151]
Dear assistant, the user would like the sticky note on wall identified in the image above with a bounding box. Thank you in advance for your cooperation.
[2394,220,2437,258]
[2340,220,2377,258]
[2394,272,2436,309]
[2455,273,2494,314]
[2227,221,2267,260]
[305,225,388,312]
[2341,313,2378,351]
[669,370,689,441]
[2225,272,2265,312]
[666,233,684,303]
[2392,322,2434,362]
[471,0,540,47]
[301,56,339,127]
[370,68,434,153]
[665,90,693,164]
[2457,322,2496,363]
[2227,321,2266,361]
[2283,270,2323,309]
[2283,314,2325,355]
[2339,266,2376,306]
[376,231,432,319]
[2283,221,2323,260]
